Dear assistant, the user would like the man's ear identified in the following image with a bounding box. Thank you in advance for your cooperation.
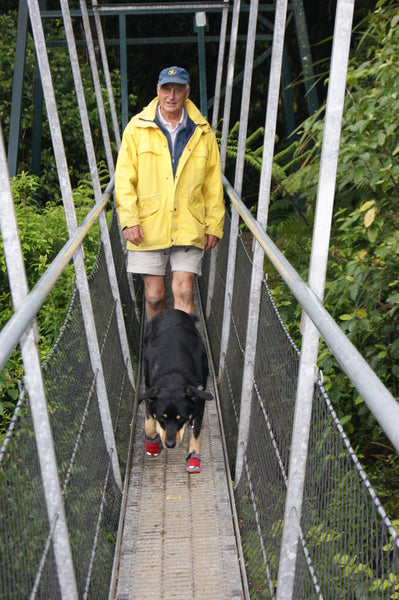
[139,387,160,403]
[185,385,213,401]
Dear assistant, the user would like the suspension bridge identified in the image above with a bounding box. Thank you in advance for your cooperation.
[1,1,399,599]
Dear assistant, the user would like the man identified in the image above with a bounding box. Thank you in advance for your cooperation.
[115,66,225,319]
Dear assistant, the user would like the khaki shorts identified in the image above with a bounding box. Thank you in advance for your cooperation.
[126,246,203,276]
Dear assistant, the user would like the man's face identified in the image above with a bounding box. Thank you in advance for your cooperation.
[157,83,190,121]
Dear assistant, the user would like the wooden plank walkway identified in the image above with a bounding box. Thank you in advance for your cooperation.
[112,297,248,600]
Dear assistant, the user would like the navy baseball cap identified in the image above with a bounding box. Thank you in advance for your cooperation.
[158,66,190,86]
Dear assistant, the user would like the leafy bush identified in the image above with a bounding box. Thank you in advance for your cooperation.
[0,170,109,435]
[258,2,399,508]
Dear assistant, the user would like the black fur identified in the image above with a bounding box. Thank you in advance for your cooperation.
[140,309,213,450]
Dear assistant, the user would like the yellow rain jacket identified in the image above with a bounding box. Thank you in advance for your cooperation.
[115,98,225,251]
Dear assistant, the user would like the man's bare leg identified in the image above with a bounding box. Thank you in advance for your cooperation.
[172,271,195,314]
[143,274,166,320]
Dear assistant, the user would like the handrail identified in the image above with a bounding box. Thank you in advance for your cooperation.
[222,174,399,452]
[0,176,114,373]
[2,169,398,451]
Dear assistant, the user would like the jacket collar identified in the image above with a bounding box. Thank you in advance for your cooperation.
[137,97,207,127]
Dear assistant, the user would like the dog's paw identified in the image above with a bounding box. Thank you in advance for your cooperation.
[146,435,162,457]
[185,452,201,473]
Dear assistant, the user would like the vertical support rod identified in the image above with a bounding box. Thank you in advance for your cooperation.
[281,46,296,140]
[195,12,208,119]
[235,0,288,487]
[91,0,122,149]
[0,126,79,600]
[211,1,229,131]
[276,2,355,598]
[219,0,258,376]
[31,0,46,179]
[219,0,241,171]
[7,0,29,178]
[119,14,128,133]
[79,0,115,176]
[206,1,229,320]
[218,0,241,376]
[27,0,122,491]
[291,0,319,116]
[60,0,135,391]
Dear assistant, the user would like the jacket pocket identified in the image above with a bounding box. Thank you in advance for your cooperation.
[182,192,205,225]
[138,194,162,220]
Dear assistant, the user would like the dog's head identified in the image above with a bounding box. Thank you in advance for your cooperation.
[140,385,213,449]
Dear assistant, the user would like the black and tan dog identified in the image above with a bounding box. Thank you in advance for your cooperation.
[140,309,213,473]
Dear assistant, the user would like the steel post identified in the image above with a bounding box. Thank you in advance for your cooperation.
[218,0,241,376]
[0,126,79,600]
[27,0,122,491]
[92,0,122,149]
[60,0,135,391]
[235,0,288,487]
[195,12,208,119]
[7,0,29,178]
[276,2,356,597]
[119,14,129,132]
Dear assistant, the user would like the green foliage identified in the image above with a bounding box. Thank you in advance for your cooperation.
[261,3,399,505]
[0,170,107,434]
[0,11,136,205]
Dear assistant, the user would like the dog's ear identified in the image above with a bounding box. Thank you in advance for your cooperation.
[139,387,160,403]
[185,385,213,401]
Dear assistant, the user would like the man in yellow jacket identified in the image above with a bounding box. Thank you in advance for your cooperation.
[115,66,225,320]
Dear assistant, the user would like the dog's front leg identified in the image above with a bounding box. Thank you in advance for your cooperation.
[188,429,201,456]
[145,414,157,439]
[145,412,162,457]
[185,404,204,473]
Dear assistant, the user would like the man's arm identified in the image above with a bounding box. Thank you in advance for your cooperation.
[115,132,141,230]
[203,133,225,241]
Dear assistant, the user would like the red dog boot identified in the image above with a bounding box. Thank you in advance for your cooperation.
[185,452,201,473]
[146,434,162,457]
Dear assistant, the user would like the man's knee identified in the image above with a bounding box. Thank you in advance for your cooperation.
[143,275,166,309]
[172,272,195,313]
[146,293,165,309]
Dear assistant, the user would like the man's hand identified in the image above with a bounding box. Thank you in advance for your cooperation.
[124,225,144,246]
[204,234,218,251]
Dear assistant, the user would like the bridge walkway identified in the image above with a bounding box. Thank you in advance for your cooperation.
[113,290,248,600]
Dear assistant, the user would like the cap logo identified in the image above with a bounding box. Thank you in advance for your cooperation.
[168,69,177,75]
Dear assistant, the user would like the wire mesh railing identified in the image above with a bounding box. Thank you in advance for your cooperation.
[199,211,399,599]
[0,215,142,600]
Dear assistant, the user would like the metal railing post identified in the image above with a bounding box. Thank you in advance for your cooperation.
[79,0,115,176]
[60,0,135,392]
[7,0,28,178]
[218,0,241,376]
[91,0,122,150]
[276,2,355,597]
[211,0,229,131]
[235,0,288,487]
[0,127,79,600]
[195,12,208,119]
[291,0,319,116]
[27,0,122,491]
[206,0,229,319]
[119,13,129,133]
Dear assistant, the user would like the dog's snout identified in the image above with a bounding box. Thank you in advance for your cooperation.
[165,438,176,449]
